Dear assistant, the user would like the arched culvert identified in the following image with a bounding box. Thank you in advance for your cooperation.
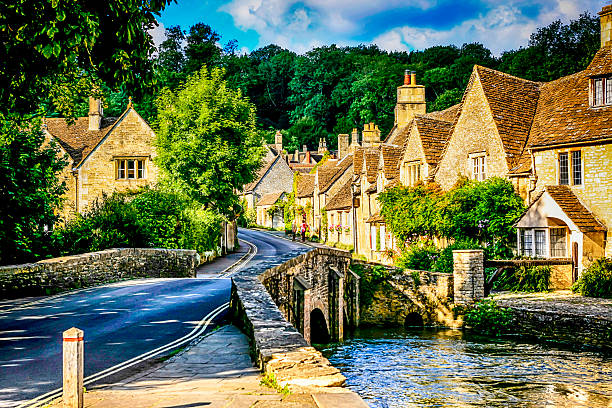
[404,312,424,328]
[310,308,331,344]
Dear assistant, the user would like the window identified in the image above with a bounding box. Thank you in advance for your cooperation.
[405,162,422,186]
[520,229,533,256]
[572,150,582,185]
[116,159,146,180]
[559,152,569,185]
[550,228,567,258]
[535,229,546,257]
[471,155,486,181]
[380,225,386,251]
[592,76,612,107]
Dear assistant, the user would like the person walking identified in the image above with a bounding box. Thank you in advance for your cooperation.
[300,220,307,242]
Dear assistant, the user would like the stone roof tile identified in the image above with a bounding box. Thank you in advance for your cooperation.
[326,179,352,210]
[546,185,606,232]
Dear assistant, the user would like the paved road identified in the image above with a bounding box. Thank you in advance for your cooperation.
[0,229,306,407]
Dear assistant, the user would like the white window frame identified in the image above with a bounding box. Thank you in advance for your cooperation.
[116,157,147,180]
[469,152,486,181]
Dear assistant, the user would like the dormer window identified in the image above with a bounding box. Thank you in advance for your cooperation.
[591,76,612,107]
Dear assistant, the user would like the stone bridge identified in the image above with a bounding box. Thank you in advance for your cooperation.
[259,247,359,343]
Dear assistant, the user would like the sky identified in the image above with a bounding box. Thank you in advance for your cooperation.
[153,0,606,55]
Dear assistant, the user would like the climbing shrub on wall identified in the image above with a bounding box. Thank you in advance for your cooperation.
[494,265,551,292]
[350,262,392,307]
[572,258,612,298]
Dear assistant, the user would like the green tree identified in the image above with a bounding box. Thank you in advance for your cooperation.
[184,23,222,74]
[0,120,66,264]
[156,25,188,90]
[155,66,264,217]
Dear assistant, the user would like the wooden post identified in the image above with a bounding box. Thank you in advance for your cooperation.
[63,327,84,408]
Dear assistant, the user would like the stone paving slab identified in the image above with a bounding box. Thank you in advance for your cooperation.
[47,325,328,408]
[493,290,612,320]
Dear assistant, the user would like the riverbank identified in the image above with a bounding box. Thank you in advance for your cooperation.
[493,291,612,351]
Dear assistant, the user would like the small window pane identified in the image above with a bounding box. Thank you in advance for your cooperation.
[137,160,145,179]
[117,160,126,179]
[550,228,566,258]
[594,79,604,106]
[480,157,486,180]
[520,229,533,256]
[607,78,612,105]
[535,230,546,257]
[559,153,569,185]
[572,151,582,185]
[127,160,135,179]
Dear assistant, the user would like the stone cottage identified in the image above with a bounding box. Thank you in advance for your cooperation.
[241,154,294,210]
[45,98,159,219]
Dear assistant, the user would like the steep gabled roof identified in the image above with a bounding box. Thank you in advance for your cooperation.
[584,45,612,77]
[257,191,285,206]
[326,179,352,210]
[244,155,280,192]
[319,155,353,193]
[45,116,119,165]
[296,174,315,198]
[364,148,380,183]
[353,148,364,175]
[380,144,402,180]
[425,103,462,124]
[413,115,454,169]
[475,65,542,168]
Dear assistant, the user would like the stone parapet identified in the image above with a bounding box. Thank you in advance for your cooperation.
[453,250,485,305]
[0,248,200,299]
[230,247,361,394]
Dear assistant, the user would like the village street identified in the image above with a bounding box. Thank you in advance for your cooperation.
[0,229,307,407]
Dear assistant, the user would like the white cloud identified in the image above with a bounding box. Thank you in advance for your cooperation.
[220,0,604,54]
[148,21,167,52]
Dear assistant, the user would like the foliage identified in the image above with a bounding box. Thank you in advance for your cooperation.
[155,66,264,217]
[0,120,67,265]
[572,258,612,299]
[432,240,483,273]
[51,188,223,257]
[237,199,256,228]
[379,178,524,258]
[0,0,171,117]
[396,241,440,271]
[494,265,551,293]
[260,372,291,396]
[350,262,392,307]
[464,299,514,336]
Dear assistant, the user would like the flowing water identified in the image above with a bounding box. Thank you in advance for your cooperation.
[319,327,612,408]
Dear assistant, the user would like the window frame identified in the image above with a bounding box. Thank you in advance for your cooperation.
[469,152,486,181]
[549,227,567,258]
[591,76,612,107]
[115,157,147,180]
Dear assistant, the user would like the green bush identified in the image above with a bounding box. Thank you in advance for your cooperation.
[432,239,483,273]
[494,265,551,292]
[464,299,514,336]
[51,188,223,257]
[572,258,612,298]
[351,263,391,307]
[395,241,440,271]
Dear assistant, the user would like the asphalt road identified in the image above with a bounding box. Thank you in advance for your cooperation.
[0,228,307,407]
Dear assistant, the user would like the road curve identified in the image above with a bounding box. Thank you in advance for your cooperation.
[0,229,306,407]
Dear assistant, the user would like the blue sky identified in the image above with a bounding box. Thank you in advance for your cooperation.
[153,0,605,55]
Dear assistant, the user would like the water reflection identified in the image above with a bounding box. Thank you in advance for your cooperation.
[319,327,612,408]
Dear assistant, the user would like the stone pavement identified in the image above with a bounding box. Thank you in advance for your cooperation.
[48,325,364,408]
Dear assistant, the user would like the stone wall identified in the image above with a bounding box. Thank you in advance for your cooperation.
[0,248,200,299]
[230,247,361,394]
[357,262,461,328]
[453,250,485,305]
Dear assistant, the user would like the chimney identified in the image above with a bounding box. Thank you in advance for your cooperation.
[337,134,349,160]
[294,149,299,162]
[350,128,360,150]
[395,68,426,127]
[600,5,612,48]
[274,130,283,152]
[88,97,103,131]
[404,69,411,85]
[303,144,308,153]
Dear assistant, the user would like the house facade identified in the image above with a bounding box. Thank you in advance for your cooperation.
[45,98,159,219]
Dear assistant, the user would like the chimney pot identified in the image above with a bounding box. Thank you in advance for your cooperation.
[410,71,417,85]
[404,69,411,85]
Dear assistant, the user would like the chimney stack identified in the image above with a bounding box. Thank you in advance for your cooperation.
[394,68,426,127]
[274,130,283,153]
[88,97,103,131]
[600,5,612,48]
[337,133,349,160]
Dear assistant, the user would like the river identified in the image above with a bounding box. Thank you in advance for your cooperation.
[319,327,612,408]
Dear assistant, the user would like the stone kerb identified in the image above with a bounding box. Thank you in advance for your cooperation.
[452,249,485,305]
[230,246,353,392]
[0,248,200,299]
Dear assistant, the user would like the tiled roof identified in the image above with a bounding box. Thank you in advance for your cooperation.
[326,179,352,210]
[384,124,411,146]
[545,185,606,232]
[296,174,315,198]
[45,116,119,165]
[364,148,380,183]
[526,69,612,148]
[244,156,279,192]
[353,148,364,175]
[584,45,612,77]
[413,115,454,169]
[381,144,402,179]
[319,155,353,193]
[475,65,541,168]
[425,103,462,124]
[365,183,377,194]
[365,212,384,224]
[257,191,285,206]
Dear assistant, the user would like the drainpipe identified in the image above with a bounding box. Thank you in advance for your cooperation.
[528,148,538,203]
[73,169,79,214]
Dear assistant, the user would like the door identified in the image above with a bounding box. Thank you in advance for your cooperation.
[572,242,579,282]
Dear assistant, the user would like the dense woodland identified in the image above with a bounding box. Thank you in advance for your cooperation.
[88,11,600,152]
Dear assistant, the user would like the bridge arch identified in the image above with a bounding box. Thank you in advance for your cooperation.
[404,311,424,328]
[310,308,331,344]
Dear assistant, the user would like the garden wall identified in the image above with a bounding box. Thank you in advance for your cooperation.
[0,248,200,299]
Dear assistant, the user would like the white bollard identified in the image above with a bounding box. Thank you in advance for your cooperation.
[63,327,84,408]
